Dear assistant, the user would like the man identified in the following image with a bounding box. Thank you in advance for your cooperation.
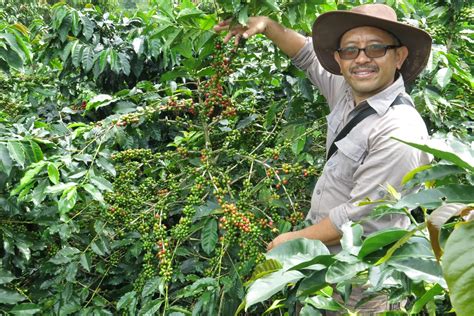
[215,4,431,313]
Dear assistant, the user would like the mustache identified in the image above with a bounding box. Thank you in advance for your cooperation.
[350,65,379,72]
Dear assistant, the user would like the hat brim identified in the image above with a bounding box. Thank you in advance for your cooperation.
[312,11,432,82]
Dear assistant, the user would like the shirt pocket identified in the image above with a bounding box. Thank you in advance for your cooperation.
[328,134,367,183]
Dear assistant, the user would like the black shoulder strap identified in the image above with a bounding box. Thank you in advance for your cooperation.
[326,94,411,160]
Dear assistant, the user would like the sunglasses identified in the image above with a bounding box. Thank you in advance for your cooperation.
[336,44,401,60]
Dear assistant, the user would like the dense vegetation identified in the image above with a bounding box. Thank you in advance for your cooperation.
[0,0,472,315]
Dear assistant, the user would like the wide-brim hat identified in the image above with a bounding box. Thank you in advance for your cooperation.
[312,4,432,82]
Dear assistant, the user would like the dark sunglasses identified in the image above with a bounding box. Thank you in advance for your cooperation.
[336,44,401,60]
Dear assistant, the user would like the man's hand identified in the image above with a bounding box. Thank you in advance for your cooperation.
[213,17,270,46]
[213,16,306,58]
[266,217,342,252]
[267,231,299,252]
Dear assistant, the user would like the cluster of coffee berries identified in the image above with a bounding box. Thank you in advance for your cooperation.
[156,240,173,281]
[287,211,305,226]
[163,97,196,116]
[200,40,237,118]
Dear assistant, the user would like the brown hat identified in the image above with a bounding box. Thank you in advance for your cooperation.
[312,4,432,82]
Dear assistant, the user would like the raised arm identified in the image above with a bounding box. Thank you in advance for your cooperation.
[213,16,306,58]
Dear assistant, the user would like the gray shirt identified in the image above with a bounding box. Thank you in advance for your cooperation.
[292,38,431,242]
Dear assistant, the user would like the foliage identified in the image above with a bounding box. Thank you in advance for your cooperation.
[243,135,474,315]
[0,0,472,315]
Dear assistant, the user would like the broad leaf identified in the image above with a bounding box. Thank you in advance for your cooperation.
[267,238,330,269]
[245,269,304,310]
[326,260,369,283]
[393,184,474,209]
[48,163,60,184]
[7,141,26,168]
[11,161,46,196]
[442,221,474,316]
[358,228,408,259]
[0,288,25,304]
[305,295,343,312]
[0,269,15,284]
[201,218,217,255]
[388,257,445,287]
[394,136,474,172]
[9,303,41,315]
[410,284,444,314]
[29,140,43,162]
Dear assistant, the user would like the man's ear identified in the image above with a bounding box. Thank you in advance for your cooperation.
[396,46,409,70]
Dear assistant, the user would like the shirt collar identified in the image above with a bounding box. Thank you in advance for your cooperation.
[365,75,407,115]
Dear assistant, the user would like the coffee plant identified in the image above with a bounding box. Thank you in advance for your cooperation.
[0,0,472,315]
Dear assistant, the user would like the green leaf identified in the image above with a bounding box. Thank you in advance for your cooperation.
[237,6,249,26]
[300,305,322,316]
[117,291,137,310]
[138,299,163,316]
[29,140,43,162]
[91,237,110,256]
[267,238,330,270]
[434,67,453,89]
[109,49,120,75]
[11,161,46,196]
[97,49,108,75]
[247,259,283,284]
[358,228,408,259]
[0,288,25,305]
[82,46,94,72]
[49,247,80,264]
[48,163,60,185]
[90,175,113,192]
[393,136,474,172]
[0,33,26,63]
[0,269,15,284]
[410,283,444,314]
[305,295,343,312]
[118,52,130,76]
[393,184,474,209]
[72,42,84,67]
[80,13,94,40]
[297,270,327,297]
[45,182,76,194]
[442,221,474,316]
[9,303,41,315]
[7,141,26,168]
[264,0,280,11]
[0,144,13,176]
[403,164,465,186]
[326,260,369,283]
[58,185,77,213]
[142,277,163,298]
[70,10,81,36]
[201,218,217,255]
[83,183,104,202]
[86,94,115,111]
[245,269,304,310]
[58,14,72,42]
[132,37,145,56]
[389,257,445,286]
[79,253,91,272]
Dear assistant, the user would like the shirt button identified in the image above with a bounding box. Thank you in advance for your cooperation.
[316,189,321,195]
[327,161,333,166]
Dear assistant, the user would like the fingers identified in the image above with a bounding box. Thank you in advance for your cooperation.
[266,241,273,252]
[213,19,231,32]
[234,33,242,46]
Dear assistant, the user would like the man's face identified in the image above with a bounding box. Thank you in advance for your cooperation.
[334,26,408,104]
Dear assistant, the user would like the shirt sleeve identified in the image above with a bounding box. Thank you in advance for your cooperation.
[328,109,432,233]
[291,37,345,110]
